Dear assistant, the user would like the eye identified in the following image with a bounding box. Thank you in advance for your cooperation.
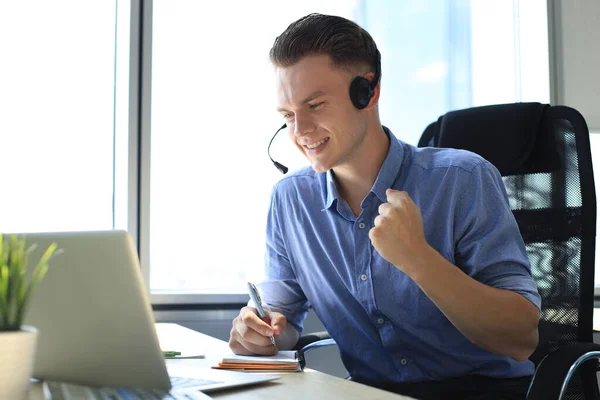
[283,113,295,122]
[309,102,324,110]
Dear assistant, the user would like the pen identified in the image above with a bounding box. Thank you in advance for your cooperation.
[162,351,181,357]
[247,282,277,347]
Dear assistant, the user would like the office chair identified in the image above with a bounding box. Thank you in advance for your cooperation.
[418,102,598,400]
[297,102,599,399]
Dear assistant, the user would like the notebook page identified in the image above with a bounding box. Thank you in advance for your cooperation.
[220,350,298,365]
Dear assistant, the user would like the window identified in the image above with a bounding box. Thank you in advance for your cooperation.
[589,134,600,291]
[146,0,550,301]
[0,1,130,232]
[2,1,552,301]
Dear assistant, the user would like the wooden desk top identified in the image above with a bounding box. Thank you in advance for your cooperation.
[29,323,410,399]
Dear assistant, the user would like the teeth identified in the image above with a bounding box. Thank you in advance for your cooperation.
[306,138,328,149]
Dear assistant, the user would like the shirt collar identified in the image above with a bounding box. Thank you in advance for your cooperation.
[322,126,404,210]
[323,169,338,210]
[371,127,404,203]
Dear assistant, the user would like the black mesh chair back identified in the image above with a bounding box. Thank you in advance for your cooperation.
[418,102,597,399]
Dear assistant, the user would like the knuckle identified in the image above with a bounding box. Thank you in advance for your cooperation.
[240,306,253,315]
[241,311,255,325]
[369,228,378,240]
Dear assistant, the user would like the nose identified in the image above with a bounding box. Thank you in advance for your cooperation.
[293,112,316,137]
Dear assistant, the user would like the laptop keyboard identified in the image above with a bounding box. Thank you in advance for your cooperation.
[124,377,222,399]
[44,377,220,399]
[114,387,211,399]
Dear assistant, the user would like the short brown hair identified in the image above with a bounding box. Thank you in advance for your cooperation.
[269,13,380,76]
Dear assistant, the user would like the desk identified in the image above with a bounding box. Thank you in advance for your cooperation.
[29,323,410,399]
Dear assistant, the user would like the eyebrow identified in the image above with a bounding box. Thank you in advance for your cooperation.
[277,91,326,113]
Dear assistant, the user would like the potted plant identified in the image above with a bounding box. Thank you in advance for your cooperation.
[0,234,60,400]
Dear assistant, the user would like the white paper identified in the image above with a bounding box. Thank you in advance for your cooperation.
[220,350,298,365]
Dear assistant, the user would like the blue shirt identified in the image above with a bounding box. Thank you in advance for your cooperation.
[259,128,541,383]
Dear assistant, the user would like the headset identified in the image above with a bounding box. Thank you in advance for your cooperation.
[349,49,382,110]
[269,49,382,173]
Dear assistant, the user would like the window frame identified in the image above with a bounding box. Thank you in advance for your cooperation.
[132,0,567,305]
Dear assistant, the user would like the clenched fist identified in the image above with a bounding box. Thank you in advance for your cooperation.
[229,306,287,356]
[369,189,430,274]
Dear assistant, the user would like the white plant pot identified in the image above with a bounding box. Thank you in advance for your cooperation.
[0,325,38,400]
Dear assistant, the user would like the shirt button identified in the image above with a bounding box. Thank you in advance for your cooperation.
[360,274,368,281]
[400,359,408,365]
[358,222,366,229]
[377,318,385,324]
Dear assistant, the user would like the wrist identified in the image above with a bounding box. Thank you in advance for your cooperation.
[398,244,440,282]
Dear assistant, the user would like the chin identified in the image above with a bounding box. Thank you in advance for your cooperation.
[309,162,331,174]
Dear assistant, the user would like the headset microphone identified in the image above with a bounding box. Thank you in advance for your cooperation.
[268,123,289,174]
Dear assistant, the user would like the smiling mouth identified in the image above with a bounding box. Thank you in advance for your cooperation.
[305,138,330,150]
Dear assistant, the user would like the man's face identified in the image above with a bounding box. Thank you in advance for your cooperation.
[275,54,368,173]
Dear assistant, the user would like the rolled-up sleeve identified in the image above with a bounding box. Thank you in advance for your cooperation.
[454,161,542,311]
[258,187,310,334]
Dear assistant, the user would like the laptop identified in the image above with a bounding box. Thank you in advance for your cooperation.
[21,230,279,395]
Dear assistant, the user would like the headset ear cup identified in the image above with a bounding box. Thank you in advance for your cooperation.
[349,77,372,109]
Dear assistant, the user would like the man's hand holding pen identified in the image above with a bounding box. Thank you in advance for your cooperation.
[229,306,287,356]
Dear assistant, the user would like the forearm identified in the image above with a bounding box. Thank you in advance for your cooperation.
[405,246,539,361]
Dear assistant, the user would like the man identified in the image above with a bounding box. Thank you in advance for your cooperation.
[229,13,540,400]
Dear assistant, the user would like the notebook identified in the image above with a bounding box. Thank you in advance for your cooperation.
[20,230,279,395]
[214,350,303,372]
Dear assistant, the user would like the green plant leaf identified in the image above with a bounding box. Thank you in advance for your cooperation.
[18,263,49,327]
[0,264,8,328]
[0,235,60,331]
[36,243,57,268]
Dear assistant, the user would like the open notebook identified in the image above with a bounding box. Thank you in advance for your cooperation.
[214,351,303,372]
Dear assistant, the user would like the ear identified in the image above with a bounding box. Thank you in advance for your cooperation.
[363,71,380,110]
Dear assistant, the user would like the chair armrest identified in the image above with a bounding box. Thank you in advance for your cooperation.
[527,342,600,400]
[293,331,337,369]
[293,331,334,351]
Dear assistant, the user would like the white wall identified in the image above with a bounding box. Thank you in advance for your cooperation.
[549,0,600,130]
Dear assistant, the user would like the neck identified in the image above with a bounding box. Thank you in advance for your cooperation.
[333,124,389,214]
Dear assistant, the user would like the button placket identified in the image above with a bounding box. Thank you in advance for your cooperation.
[356,219,369,285]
